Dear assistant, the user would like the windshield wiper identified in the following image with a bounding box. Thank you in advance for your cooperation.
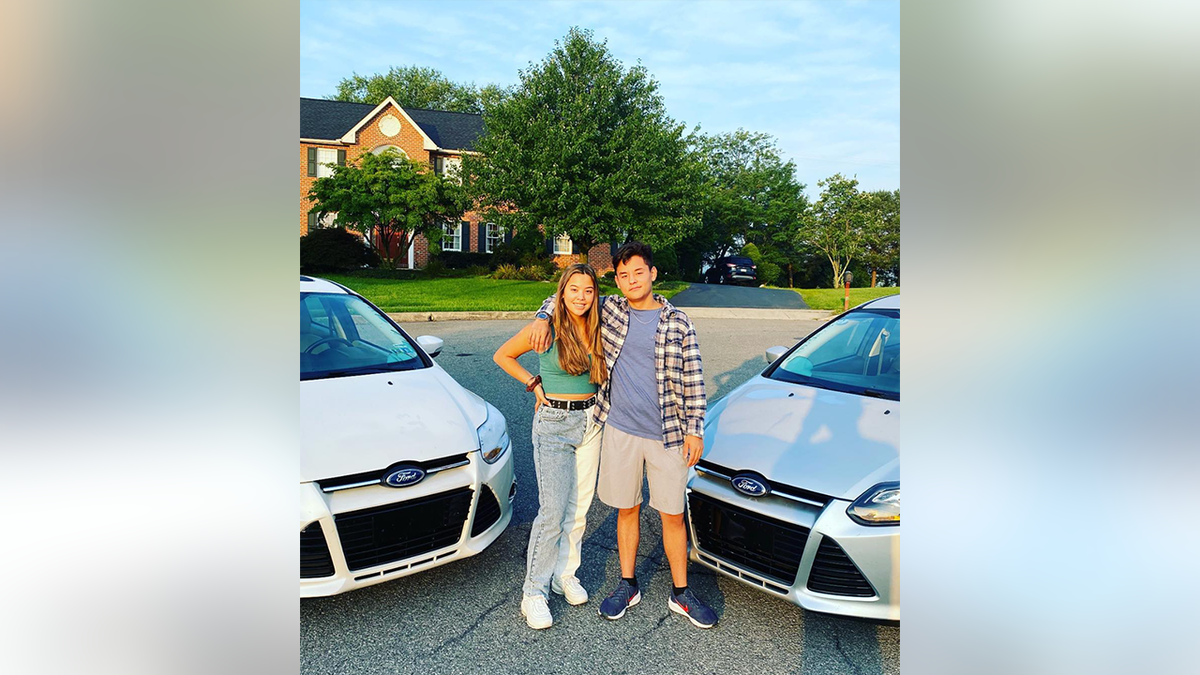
[859,388,895,399]
[306,364,404,380]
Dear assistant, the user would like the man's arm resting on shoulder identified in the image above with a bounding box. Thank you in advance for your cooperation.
[529,296,556,352]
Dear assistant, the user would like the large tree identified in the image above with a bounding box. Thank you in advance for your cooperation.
[307,149,466,269]
[464,27,703,261]
[802,173,869,288]
[332,65,507,114]
[860,189,900,287]
[687,129,807,284]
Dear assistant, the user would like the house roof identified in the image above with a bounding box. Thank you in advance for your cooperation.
[300,98,484,152]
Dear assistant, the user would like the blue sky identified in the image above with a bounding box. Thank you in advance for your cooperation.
[300,0,898,198]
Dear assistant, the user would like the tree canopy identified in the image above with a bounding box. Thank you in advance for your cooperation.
[800,173,870,288]
[306,149,467,269]
[688,129,808,284]
[332,65,507,115]
[859,189,900,286]
[463,27,704,261]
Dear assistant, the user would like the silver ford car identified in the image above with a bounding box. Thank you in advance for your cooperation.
[686,294,899,621]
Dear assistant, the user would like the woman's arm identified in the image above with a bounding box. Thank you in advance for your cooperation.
[493,324,550,408]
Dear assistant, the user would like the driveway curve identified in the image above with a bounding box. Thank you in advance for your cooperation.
[670,283,809,309]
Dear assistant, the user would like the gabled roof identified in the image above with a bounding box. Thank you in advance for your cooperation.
[300,97,484,152]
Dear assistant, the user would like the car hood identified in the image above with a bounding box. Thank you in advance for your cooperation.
[300,365,487,482]
[702,376,899,501]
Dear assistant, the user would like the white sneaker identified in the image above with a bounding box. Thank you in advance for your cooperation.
[551,575,589,605]
[520,594,553,629]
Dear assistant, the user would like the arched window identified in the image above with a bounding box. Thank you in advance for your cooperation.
[371,145,408,159]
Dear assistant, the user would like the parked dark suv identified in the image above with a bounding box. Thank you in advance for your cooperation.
[704,256,758,285]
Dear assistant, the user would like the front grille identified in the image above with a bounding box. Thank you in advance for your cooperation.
[316,453,472,492]
[689,492,810,584]
[334,487,472,571]
[470,487,502,537]
[300,522,335,578]
[806,536,876,597]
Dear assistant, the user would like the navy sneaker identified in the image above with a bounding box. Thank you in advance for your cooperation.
[598,580,641,620]
[668,588,717,629]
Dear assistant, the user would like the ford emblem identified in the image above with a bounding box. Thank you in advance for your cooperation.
[383,465,426,488]
[731,473,769,497]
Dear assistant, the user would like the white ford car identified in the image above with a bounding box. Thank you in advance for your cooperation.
[300,276,515,597]
[687,294,899,621]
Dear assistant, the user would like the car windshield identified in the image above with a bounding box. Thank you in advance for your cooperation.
[301,293,426,380]
[769,309,899,400]
[728,257,753,265]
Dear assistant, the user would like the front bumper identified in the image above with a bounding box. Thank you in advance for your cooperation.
[300,442,515,597]
[686,468,899,621]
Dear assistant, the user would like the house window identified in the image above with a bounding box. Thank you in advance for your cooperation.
[306,211,338,231]
[485,223,501,253]
[442,221,462,252]
[554,233,573,255]
[316,148,340,178]
[434,156,462,183]
[372,145,407,158]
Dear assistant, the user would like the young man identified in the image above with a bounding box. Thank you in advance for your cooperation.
[530,241,717,629]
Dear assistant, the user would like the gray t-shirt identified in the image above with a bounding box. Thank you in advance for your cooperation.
[605,307,662,441]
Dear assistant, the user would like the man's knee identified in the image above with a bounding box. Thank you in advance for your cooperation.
[618,504,640,519]
[660,511,684,526]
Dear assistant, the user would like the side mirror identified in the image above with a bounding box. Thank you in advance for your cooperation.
[416,335,444,358]
[765,346,788,363]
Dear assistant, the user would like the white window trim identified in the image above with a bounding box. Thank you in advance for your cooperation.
[553,233,573,255]
[442,221,462,252]
[485,222,501,253]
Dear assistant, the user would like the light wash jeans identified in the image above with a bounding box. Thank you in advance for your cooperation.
[523,404,603,599]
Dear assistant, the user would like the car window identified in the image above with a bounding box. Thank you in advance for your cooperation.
[728,257,753,265]
[771,309,899,399]
[301,293,426,380]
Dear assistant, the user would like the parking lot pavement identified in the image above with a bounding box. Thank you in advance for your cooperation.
[301,317,899,675]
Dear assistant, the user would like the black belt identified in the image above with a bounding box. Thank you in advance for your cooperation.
[545,396,596,411]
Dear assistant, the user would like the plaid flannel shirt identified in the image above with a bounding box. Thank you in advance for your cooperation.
[537,293,706,456]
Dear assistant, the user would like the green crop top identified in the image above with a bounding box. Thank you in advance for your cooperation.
[538,328,599,395]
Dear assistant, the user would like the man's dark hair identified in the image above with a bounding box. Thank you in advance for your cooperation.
[613,241,654,271]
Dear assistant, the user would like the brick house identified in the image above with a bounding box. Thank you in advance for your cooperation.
[301,96,615,272]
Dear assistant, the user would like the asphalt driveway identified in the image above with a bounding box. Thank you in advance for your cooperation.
[671,283,809,309]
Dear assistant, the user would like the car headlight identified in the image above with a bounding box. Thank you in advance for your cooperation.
[847,482,899,526]
[476,403,510,464]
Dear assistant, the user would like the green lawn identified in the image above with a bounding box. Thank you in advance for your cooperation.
[788,286,900,311]
[323,274,690,312]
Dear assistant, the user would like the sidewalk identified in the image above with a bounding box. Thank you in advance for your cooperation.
[388,307,835,322]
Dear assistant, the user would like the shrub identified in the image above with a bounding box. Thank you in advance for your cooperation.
[464,265,490,277]
[300,228,380,273]
[423,258,448,278]
[439,251,492,269]
[740,242,780,287]
[493,263,520,280]
[517,264,547,281]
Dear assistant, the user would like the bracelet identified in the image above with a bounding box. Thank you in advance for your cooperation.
[525,375,542,393]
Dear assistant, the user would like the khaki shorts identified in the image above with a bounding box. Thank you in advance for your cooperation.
[597,424,688,515]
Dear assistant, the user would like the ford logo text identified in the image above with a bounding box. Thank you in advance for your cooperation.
[731,474,768,497]
[384,466,426,488]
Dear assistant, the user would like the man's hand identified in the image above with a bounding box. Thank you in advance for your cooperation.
[529,318,553,353]
[683,435,704,467]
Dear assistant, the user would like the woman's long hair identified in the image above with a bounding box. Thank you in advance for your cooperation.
[553,264,607,386]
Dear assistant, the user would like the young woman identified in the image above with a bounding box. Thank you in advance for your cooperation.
[493,263,607,630]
